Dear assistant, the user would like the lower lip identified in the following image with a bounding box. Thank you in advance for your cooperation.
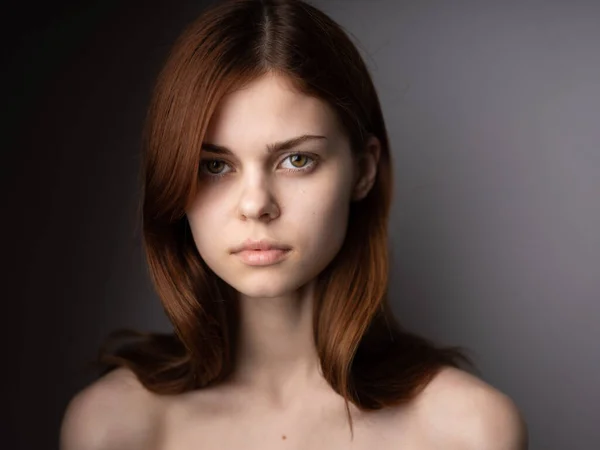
[234,249,290,266]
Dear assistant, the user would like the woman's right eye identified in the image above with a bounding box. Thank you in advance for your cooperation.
[200,159,232,177]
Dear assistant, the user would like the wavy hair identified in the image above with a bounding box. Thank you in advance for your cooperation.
[93,0,475,435]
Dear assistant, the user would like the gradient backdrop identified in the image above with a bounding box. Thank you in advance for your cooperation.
[4,0,599,448]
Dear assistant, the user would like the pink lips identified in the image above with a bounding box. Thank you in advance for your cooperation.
[235,248,290,266]
[231,239,291,266]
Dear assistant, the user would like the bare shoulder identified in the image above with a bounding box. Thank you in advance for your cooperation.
[412,366,529,450]
[60,367,164,450]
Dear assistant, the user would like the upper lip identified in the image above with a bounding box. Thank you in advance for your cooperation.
[230,238,291,253]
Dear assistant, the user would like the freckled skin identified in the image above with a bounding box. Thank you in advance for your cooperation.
[186,73,357,299]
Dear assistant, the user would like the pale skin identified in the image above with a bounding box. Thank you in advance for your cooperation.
[60,73,528,450]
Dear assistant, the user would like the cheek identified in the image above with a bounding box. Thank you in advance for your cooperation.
[286,174,353,254]
[186,195,228,256]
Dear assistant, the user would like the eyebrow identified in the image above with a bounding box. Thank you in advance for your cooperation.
[201,134,328,155]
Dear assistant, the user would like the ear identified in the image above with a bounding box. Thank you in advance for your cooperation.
[352,135,381,201]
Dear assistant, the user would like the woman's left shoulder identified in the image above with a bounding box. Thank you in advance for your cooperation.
[411,366,529,449]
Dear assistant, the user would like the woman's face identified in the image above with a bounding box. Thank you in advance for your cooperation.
[186,73,357,299]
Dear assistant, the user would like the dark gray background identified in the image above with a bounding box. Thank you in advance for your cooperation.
[4,1,599,449]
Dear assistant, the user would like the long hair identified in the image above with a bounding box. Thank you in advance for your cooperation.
[94,0,475,435]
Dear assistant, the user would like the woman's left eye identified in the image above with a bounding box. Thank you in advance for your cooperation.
[280,153,315,170]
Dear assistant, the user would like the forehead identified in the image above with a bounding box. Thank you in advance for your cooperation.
[204,73,343,148]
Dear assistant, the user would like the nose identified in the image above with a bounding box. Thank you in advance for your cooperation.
[237,175,280,223]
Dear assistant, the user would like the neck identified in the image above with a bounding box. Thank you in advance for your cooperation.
[228,280,327,406]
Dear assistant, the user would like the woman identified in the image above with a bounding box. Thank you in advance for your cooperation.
[60,0,528,448]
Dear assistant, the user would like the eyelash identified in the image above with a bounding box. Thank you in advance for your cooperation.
[198,153,318,180]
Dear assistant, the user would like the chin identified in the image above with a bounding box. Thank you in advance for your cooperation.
[229,279,304,299]
[202,251,327,300]
[216,268,312,299]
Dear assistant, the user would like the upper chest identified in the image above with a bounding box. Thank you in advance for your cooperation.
[154,394,432,450]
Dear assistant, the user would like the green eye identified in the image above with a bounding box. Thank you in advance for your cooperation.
[289,154,309,168]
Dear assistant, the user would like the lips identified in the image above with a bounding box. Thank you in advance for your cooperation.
[230,239,291,254]
[230,239,292,266]
[235,248,290,266]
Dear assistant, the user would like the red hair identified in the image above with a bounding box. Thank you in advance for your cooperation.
[94,0,474,436]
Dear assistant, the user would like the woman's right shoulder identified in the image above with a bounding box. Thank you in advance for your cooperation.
[60,367,164,450]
